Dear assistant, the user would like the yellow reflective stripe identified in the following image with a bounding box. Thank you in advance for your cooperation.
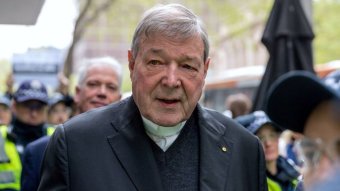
[0,127,21,190]
[0,125,7,138]
[267,177,282,191]
[47,126,56,136]
[292,179,298,188]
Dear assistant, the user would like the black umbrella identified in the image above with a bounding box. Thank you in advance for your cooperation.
[252,0,315,111]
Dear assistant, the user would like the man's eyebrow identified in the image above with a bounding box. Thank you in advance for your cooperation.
[144,48,202,63]
[147,48,163,54]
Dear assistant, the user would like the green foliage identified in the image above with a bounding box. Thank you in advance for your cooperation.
[99,0,274,93]
[86,0,340,93]
[121,64,132,93]
[314,0,340,64]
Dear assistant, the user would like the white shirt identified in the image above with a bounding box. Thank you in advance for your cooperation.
[142,116,186,152]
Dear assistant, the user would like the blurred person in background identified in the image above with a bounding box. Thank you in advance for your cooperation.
[4,73,14,100]
[9,79,50,155]
[238,111,300,191]
[20,56,123,191]
[279,130,304,167]
[46,93,72,127]
[72,56,123,115]
[0,80,49,191]
[55,72,74,115]
[223,92,252,118]
[267,70,340,191]
[0,95,12,126]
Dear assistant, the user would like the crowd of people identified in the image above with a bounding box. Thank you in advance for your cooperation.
[0,3,338,191]
[0,56,123,191]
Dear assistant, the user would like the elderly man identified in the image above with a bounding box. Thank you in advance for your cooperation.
[20,56,123,191]
[38,4,267,191]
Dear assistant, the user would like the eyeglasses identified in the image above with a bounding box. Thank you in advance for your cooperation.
[296,138,324,170]
[296,137,340,170]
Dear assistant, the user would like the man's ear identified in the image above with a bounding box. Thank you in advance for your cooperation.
[74,85,81,103]
[128,50,135,80]
[128,50,134,72]
[203,57,210,78]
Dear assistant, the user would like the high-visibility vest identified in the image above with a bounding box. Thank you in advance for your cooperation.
[267,177,282,191]
[267,177,298,191]
[46,125,56,136]
[0,125,21,191]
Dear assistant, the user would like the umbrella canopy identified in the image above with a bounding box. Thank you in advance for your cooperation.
[252,0,315,111]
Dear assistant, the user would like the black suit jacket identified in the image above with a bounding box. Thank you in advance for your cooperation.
[38,97,267,191]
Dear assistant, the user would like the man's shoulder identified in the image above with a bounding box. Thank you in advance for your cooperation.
[63,98,134,132]
[24,136,50,158]
[201,107,256,140]
[70,99,127,120]
[201,107,240,129]
[26,136,50,150]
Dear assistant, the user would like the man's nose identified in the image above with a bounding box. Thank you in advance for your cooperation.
[98,84,107,93]
[162,64,181,88]
[96,85,109,98]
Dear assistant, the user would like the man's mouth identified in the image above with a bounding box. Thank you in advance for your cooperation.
[158,98,179,104]
[92,101,107,107]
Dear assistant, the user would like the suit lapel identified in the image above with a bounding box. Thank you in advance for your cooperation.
[107,98,163,191]
[198,106,234,191]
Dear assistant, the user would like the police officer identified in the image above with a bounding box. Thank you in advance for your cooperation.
[0,80,49,190]
[46,93,71,128]
[9,79,50,155]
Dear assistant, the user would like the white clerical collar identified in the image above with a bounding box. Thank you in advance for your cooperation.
[142,116,186,151]
[142,116,186,137]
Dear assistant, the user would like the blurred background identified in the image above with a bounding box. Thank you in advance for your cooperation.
[0,0,339,112]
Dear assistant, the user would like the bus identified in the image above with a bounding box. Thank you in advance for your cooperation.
[203,60,340,112]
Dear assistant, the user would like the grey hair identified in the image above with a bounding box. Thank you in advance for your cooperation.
[131,3,209,62]
[77,57,123,90]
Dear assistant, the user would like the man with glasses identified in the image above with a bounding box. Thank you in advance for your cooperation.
[267,70,340,191]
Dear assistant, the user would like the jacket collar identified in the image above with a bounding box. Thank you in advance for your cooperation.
[107,97,163,191]
[197,105,234,191]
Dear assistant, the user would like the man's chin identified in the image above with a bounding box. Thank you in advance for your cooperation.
[152,117,184,127]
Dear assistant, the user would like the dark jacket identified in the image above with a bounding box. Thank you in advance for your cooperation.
[21,136,50,191]
[38,97,268,191]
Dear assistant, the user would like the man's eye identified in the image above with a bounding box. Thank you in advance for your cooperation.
[87,82,99,87]
[107,85,118,91]
[149,60,160,65]
[183,64,197,71]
